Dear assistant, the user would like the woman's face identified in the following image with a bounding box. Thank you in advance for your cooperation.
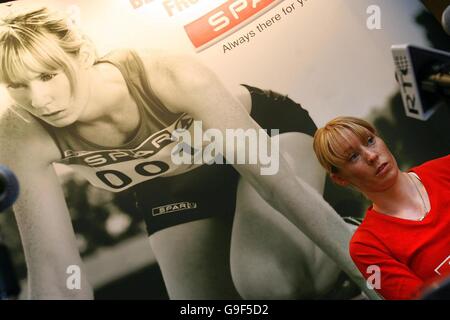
[5,59,90,127]
[331,128,400,194]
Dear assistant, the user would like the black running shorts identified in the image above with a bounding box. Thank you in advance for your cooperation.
[131,84,317,236]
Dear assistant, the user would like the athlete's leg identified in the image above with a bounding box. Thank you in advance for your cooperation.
[230,132,355,299]
[133,163,242,299]
[149,215,241,299]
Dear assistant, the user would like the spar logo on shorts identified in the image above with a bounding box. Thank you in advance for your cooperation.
[152,201,198,216]
[434,255,450,276]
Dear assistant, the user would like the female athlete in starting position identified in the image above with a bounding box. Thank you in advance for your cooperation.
[0,6,377,299]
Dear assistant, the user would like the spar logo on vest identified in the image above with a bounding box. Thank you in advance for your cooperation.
[60,114,196,192]
[175,114,194,130]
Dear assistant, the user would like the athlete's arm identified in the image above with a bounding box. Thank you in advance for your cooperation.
[146,53,381,300]
[0,111,93,299]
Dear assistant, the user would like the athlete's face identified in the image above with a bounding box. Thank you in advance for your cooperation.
[6,58,90,128]
[330,128,399,194]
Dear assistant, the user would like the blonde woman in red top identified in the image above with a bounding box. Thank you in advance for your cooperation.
[313,116,450,299]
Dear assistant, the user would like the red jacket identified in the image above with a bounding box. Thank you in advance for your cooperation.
[350,155,450,300]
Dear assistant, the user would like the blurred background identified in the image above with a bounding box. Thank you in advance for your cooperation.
[0,0,449,299]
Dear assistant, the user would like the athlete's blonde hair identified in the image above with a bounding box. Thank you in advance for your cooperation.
[313,116,377,174]
[0,7,88,94]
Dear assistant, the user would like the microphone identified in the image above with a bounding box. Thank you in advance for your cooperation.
[392,44,450,120]
[0,165,19,212]
[0,234,21,300]
[421,275,450,300]
[0,166,20,299]
[442,5,450,35]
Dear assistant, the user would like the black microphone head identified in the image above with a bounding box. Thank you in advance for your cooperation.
[421,275,450,300]
[442,5,450,36]
[0,166,19,212]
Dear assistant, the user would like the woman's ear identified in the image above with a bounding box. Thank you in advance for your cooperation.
[330,172,350,187]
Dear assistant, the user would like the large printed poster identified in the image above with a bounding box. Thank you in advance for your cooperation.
[0,0,449,302]
[0,0,432,122]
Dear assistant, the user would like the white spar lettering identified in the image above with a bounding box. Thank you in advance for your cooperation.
[84,150,153,166]
[209,0,263,32]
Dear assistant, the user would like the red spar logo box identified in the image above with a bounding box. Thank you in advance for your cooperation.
[184,0,278,49]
